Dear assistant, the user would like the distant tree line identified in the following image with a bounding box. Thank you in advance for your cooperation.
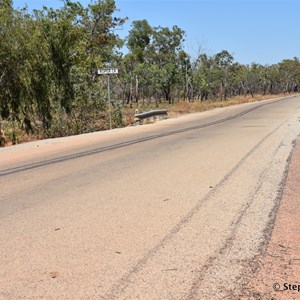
[1,0,300,143]
[123,19,300,105]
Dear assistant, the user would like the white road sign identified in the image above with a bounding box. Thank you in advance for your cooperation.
[97,68,119,75]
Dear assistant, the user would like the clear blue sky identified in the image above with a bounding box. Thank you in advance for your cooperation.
[13,0,300,65]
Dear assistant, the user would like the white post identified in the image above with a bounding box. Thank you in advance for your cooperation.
[107,74,112,130]
[95,68,118,130]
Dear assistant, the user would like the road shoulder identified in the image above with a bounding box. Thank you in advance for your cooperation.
[243,137,300,299]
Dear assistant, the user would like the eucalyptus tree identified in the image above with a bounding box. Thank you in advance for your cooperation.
[0,0,39,131]
[0,0,127,137]
[127,19,153,63]
[123,19,153,105]
[125,20,187,104]
[278,58,300,93]
[151,25,186,103]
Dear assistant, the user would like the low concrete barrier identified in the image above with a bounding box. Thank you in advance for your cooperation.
[134,109,168,125]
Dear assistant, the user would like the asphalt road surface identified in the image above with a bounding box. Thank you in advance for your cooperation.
[1,96,300,299]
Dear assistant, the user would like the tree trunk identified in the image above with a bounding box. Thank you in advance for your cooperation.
[135,75,139,106]
[129,78,133,108]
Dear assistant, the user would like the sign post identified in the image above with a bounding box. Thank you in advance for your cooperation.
[95,68,119,130]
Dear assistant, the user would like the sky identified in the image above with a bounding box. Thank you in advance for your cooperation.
[12,0,300,65]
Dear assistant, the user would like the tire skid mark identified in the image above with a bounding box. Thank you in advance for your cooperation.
[185,134,293,300]
[101,116,292,300]
[237,139,297,299]
[0,96,294,177]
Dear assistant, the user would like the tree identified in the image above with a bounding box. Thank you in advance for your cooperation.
[0,0,127,139]
[151,25,185,103]
[279,58,300,93]
[124,21,187,104]
[127,19,152,63]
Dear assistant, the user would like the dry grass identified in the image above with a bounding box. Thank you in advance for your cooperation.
[168,93,291,117]
[123,93,294,124]
[1,93,296,147]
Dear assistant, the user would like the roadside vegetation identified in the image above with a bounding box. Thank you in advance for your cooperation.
[1,0,300,146]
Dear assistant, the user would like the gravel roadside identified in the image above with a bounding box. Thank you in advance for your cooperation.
[243,137,300,300]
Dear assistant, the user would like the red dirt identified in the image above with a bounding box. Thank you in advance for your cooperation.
[244,138,300,300]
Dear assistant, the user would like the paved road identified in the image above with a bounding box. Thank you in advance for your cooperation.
[1,96,300,299]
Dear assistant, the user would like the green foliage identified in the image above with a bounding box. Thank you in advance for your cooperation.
[1,2,300,146]
[0,0,126,145]
[123,22,187,104]
[111,103,124,128]
[127,19,152,62]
